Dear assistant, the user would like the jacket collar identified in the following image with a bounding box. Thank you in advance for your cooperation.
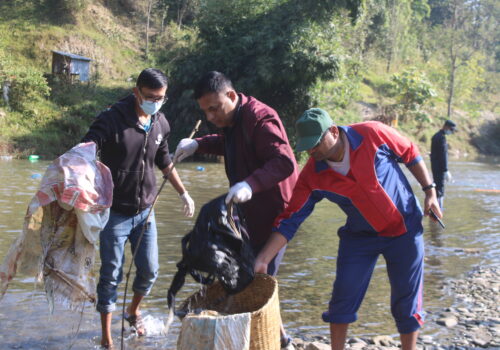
[314,125,364,173]
[223,93,244,133]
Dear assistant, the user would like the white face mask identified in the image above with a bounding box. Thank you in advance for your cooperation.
[140,100,162,115]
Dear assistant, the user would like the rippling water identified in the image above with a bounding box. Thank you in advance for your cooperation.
[0,158,498,349]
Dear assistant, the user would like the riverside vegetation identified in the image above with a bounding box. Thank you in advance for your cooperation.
[0,3,499,347]
[0,0,498,160]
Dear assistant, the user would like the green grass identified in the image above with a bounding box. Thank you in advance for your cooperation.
[0,1,147,158]
[0,1,497,159]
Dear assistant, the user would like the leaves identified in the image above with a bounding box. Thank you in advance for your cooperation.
[161,0,365,147]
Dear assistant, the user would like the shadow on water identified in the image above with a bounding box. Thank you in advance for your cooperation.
[0,158,498,348]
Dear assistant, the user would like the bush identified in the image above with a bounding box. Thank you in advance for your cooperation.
[390,67,436,123]
[0,54,51,113]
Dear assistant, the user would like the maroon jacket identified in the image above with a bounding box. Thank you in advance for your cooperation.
[196,94,299,247]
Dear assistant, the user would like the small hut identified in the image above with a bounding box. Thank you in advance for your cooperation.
[51,50,92,82]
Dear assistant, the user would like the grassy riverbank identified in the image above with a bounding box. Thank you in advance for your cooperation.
[0,1,143,158]
[0,1,498,160]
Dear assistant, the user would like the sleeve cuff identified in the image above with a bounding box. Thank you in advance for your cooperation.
[406,155,422,167]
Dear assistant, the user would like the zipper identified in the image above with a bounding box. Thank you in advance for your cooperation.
[137,127,149,214]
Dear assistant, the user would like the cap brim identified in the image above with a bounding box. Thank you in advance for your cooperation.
[295,135,321,152]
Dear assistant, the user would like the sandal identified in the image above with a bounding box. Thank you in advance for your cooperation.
[281,336,295,349]
[124,312,146,336]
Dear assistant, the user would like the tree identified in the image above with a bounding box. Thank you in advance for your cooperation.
[391,68,436,125]
[161,0,364,146]
[427,0,497,117]
[144,0,156,58]
[439,0,476,117]
[360,0,430,72]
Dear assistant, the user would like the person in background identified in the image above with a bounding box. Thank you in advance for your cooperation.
[430,119,457,209]
[82,68,195,348]
[173,71,299,349]
[255,108,442,350]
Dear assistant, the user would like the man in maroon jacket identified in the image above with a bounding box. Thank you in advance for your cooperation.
[174,71,299,348]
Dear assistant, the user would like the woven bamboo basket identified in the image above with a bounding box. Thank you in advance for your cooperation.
[179,273,281,350]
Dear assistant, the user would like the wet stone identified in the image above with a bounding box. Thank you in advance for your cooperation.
[348,337,367,345]
[293,338,306,348]
[472,328,492,347]
[421,335,434,344]
[305,341,330,350]
[437,317,458,328]
[372,335,395,346]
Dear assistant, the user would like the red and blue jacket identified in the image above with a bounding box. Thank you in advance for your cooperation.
[274,121,424,239]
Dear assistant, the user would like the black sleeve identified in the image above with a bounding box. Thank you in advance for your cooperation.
[431,133,447,172]
[442,137,448,172]
[81,111,112,152]
[154,114,172,170]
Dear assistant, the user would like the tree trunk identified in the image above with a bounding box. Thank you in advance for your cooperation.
[385,1,399,73]
[446,0,459,118]
[145,0,154,57]
[447,54,456,118]
[177,0,187,27]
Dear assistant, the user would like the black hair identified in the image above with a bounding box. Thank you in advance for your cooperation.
[136,68,168,90]
[193,71,234,100]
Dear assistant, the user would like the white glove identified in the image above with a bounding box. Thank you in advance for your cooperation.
[173,139,198,163]
[445,171,452,182]
[179,192,195,217]
[225,181,252,204]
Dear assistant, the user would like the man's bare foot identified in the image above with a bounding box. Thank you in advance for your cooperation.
[125,306,145,336]
[100,340,113,349]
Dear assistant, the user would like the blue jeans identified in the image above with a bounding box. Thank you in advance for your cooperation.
[96,208,159,314]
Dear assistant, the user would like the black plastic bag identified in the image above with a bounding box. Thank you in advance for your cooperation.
[167,194,255,310]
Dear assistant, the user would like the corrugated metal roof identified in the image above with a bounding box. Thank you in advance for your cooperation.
[52,50,92,61]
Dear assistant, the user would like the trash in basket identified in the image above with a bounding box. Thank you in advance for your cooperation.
[167,194,255,313]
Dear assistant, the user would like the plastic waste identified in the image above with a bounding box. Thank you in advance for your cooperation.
[30,173,42,179]
[167,195,255,312]
[196,166,205,171]
[28,155,40,162]
[0,155,12,161]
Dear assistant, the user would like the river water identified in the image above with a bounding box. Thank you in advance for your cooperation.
[0,158,498,349]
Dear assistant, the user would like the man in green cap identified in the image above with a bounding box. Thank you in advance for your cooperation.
[255,108,442,350]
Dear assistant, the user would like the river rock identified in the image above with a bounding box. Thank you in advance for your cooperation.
[348,337,367,345]
[372,335,395,346]
[437,316,458,328]
[293,338,306,348]
[420,335,434,344]
[491,324,500,335]
[347,337,368,349]
[305,341,330,350]
[472,328,492,347]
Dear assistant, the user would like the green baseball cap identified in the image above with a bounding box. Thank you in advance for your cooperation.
[295,108,334,152]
